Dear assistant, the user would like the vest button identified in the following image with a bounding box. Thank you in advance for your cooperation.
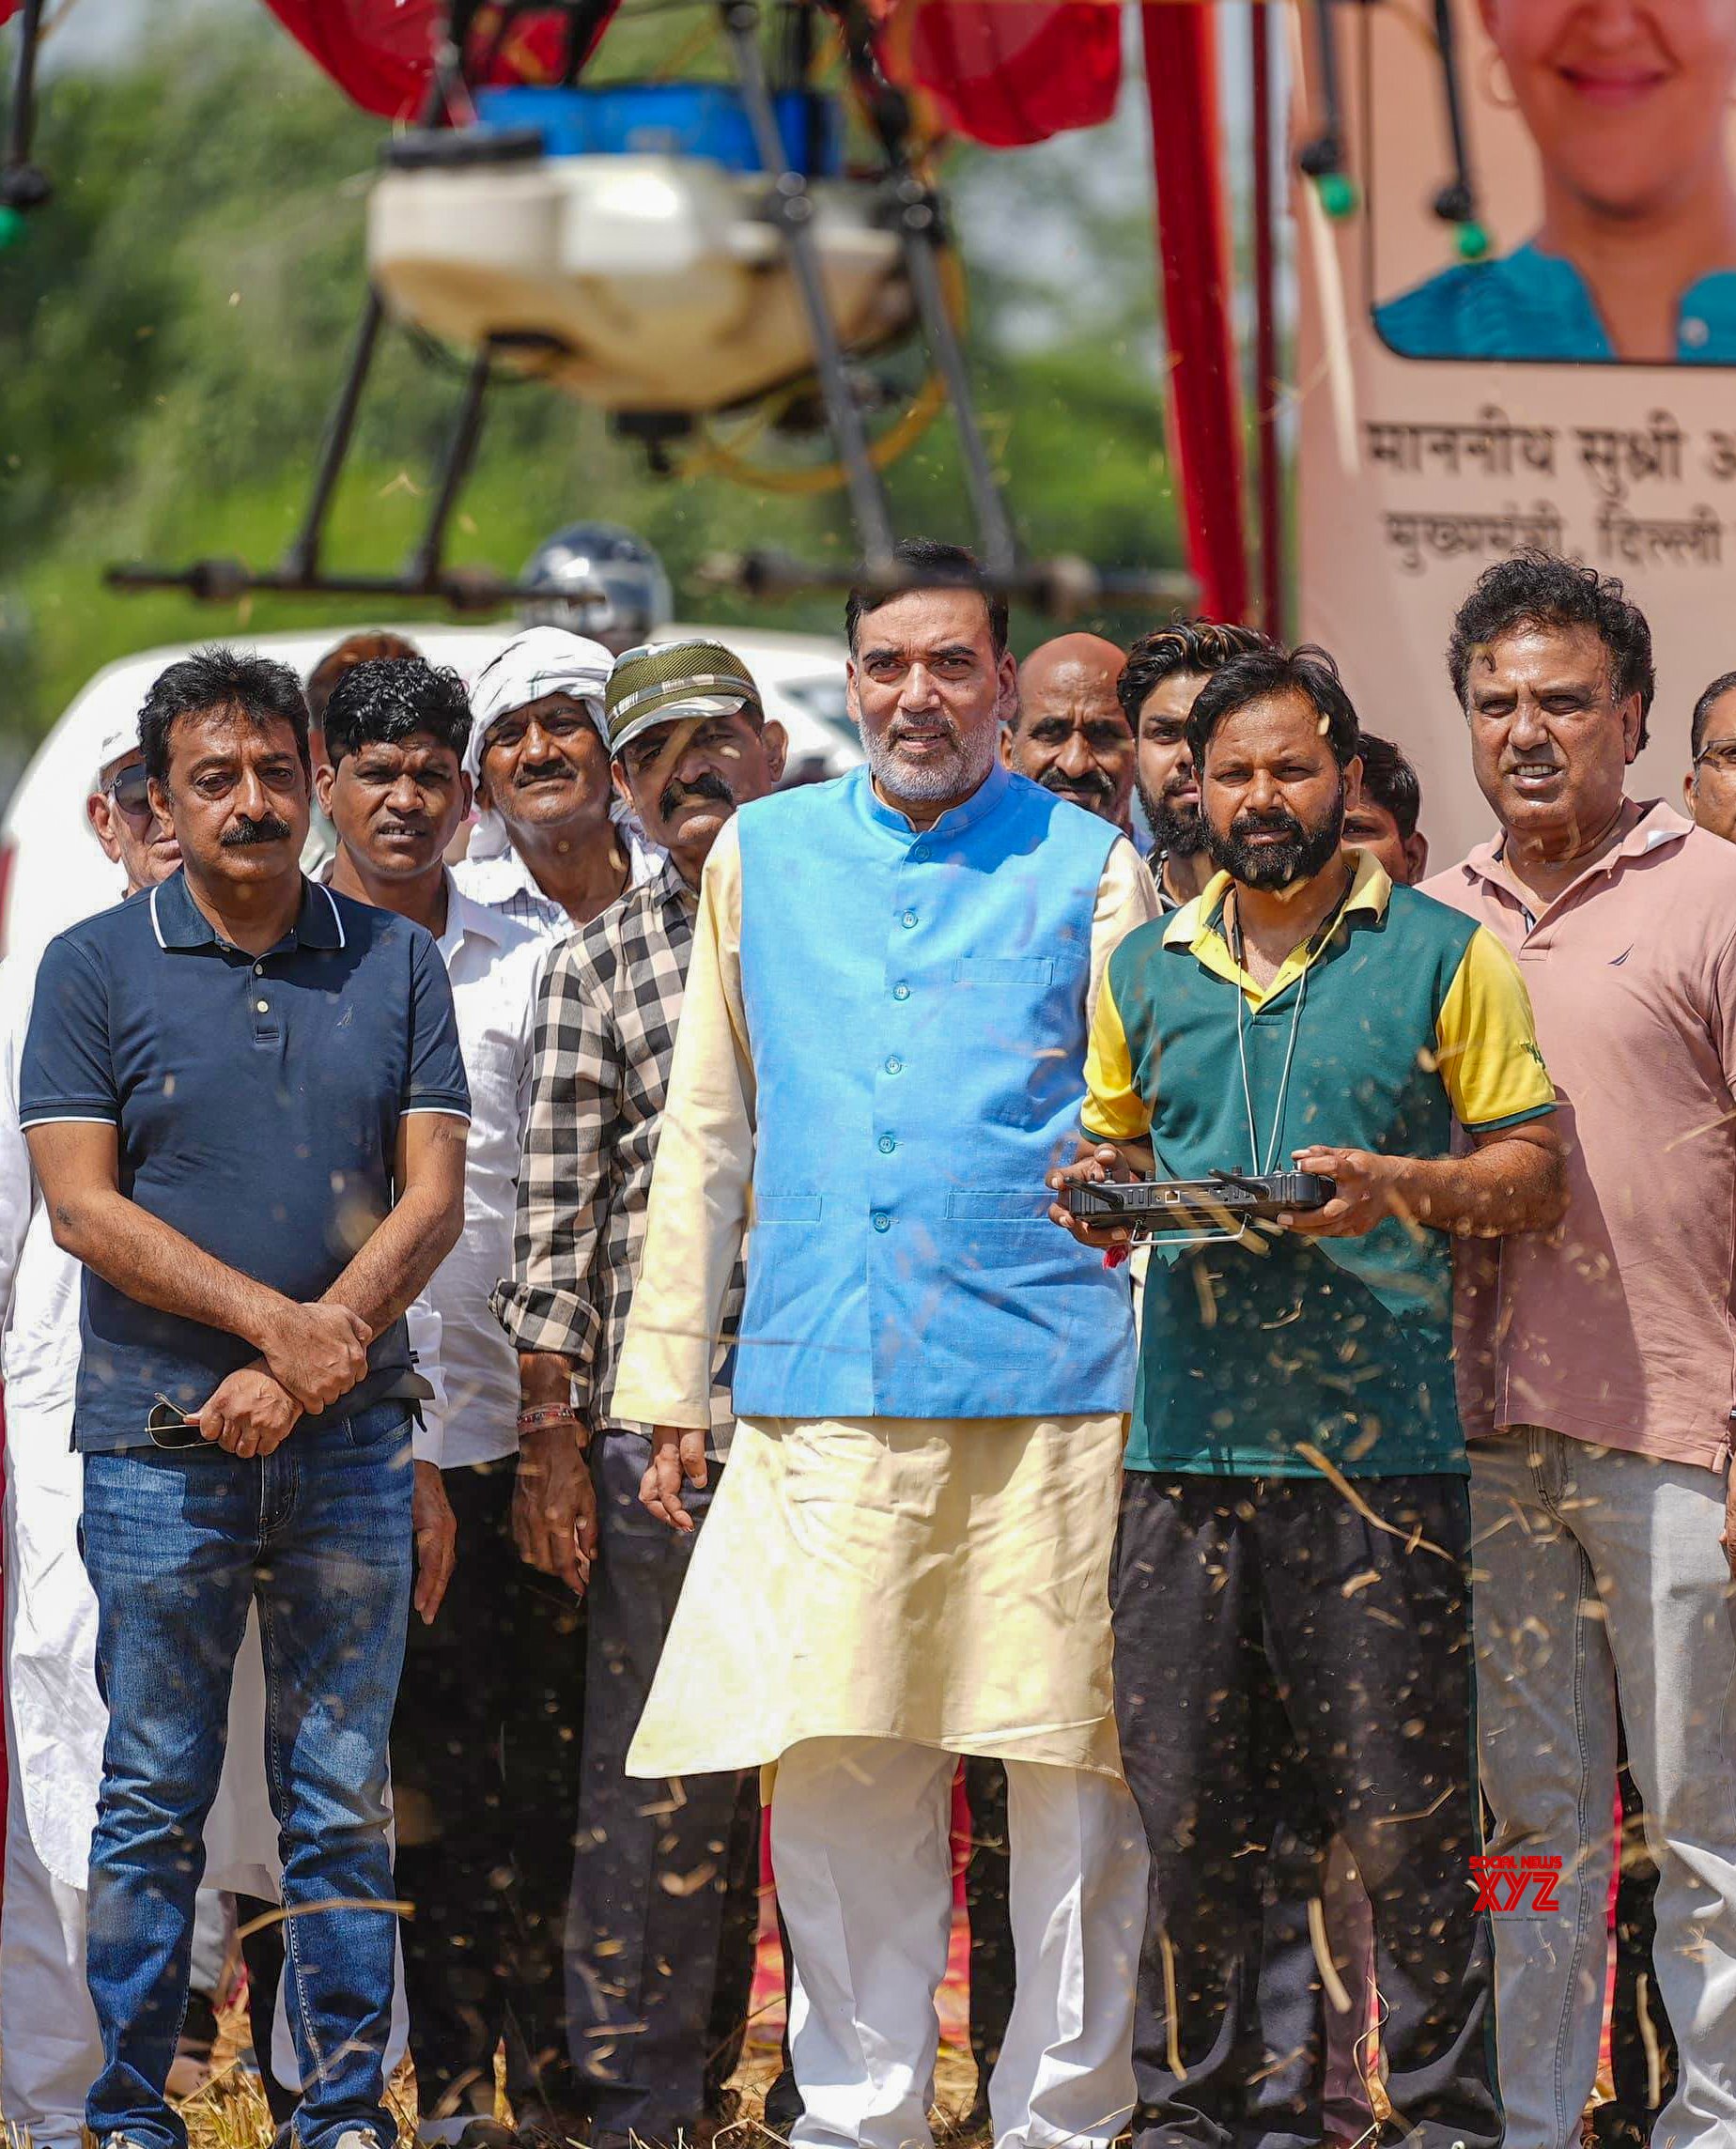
[892,982,910,1001]
[909,847,928,863]
[872,1212,891,1231]
[878,1135,895,1153]
[901,910,918,928]
[884,1055,903,1074]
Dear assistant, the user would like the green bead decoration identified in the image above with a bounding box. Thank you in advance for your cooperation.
[1317,172,1358,221]
[0,207,24,252]
[1455,221,1491,262]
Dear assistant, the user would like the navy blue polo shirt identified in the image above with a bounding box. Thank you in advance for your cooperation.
[19,871,471,1451]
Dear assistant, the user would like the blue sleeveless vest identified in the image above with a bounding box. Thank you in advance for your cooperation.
[732,760,1137,1420]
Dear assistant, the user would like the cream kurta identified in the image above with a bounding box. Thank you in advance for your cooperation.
[612,815,1158,1780]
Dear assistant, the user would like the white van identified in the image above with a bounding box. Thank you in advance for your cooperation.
[0,621,860,963]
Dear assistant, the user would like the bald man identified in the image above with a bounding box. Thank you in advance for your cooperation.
[1001,633,1135,828]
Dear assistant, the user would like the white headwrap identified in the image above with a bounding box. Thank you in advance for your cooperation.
[463,626,616,861]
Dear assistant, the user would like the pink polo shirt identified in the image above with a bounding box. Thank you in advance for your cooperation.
[1424,801,1736,1473]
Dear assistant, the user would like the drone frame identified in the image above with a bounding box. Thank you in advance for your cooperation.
[99,0,1197,619]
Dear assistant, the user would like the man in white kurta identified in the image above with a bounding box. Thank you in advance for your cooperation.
[0,719,284,2142]
[612,543,1158,2149]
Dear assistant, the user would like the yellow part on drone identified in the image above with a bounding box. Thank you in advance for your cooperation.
[681,245,967,495]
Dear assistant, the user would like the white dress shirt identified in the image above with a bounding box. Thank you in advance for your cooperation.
[414,874,545,1467]
[453,823,663,944]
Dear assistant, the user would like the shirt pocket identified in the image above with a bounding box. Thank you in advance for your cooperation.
[754,1193,824,1223]
[945,1187,1050,1222]
[953,957,1056,987]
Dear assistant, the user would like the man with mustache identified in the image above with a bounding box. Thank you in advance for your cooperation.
[454,627,659,941]
[1119,618,1272,910]
[1000,632,1136,829]
[0,712,280,2147]
[320,656,585,2144]
[1053,641,1563,2149]
[1423,554,1736,2149]
[491,638,786,2149]
[610,537,1159,2149]
[19,647,470,2149]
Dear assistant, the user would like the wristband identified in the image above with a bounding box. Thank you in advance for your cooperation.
[518,1402,582,1436]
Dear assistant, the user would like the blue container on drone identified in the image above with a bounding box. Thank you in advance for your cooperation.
[474,83,844,177]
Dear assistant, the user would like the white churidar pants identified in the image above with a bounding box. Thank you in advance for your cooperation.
[770,1736,1147,2149]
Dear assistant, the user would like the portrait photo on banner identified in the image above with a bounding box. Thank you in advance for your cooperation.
[1362,0,1736,367]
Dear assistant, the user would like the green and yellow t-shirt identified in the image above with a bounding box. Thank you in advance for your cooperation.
[1084,851,1554,1478]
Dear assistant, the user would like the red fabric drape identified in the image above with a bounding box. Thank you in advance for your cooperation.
[880,0,1122,150]
[257,0,443,118]
[1140,3,1248,623]
[257,1,617,121]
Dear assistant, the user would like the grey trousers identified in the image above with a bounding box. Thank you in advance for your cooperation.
[1471,1432,1736,2149]
[565,1431,761,2149]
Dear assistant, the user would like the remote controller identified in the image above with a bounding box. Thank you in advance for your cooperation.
[1063,1168,1337,1232]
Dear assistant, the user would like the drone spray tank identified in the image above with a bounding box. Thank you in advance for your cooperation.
[368,85,915,425]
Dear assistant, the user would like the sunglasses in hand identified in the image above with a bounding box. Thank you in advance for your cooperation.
[147,1394,208,1450]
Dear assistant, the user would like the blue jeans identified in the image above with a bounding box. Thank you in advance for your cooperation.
[80,1404,414,2149]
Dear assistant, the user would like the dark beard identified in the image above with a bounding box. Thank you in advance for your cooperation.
[1207,793,1344,890]
[1141,789,1205,858]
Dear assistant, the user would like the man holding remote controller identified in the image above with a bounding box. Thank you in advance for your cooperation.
[1049,642,1563,2149]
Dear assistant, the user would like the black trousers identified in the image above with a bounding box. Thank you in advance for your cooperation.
[963,1755,1015,2106]
[236,1894,296,2127]
[1112,1472,1499,2149]
[1594,1759,1677,2149]
[565,1431,761,2149]
[390,1459,587,2120]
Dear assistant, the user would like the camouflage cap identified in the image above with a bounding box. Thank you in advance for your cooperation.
[603,638,762,758]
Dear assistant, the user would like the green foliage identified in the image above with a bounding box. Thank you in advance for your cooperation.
[0,6,1182,748]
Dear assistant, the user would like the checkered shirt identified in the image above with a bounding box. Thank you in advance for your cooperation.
[490,855,741,1444]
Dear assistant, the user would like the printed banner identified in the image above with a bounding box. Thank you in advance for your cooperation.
[1295,0,1736,860]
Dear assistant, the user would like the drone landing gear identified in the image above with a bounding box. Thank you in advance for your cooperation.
[700,0,1188,614]
[109,295,572,612]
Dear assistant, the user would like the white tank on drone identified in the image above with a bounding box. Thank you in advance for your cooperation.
[366,84,913,412]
